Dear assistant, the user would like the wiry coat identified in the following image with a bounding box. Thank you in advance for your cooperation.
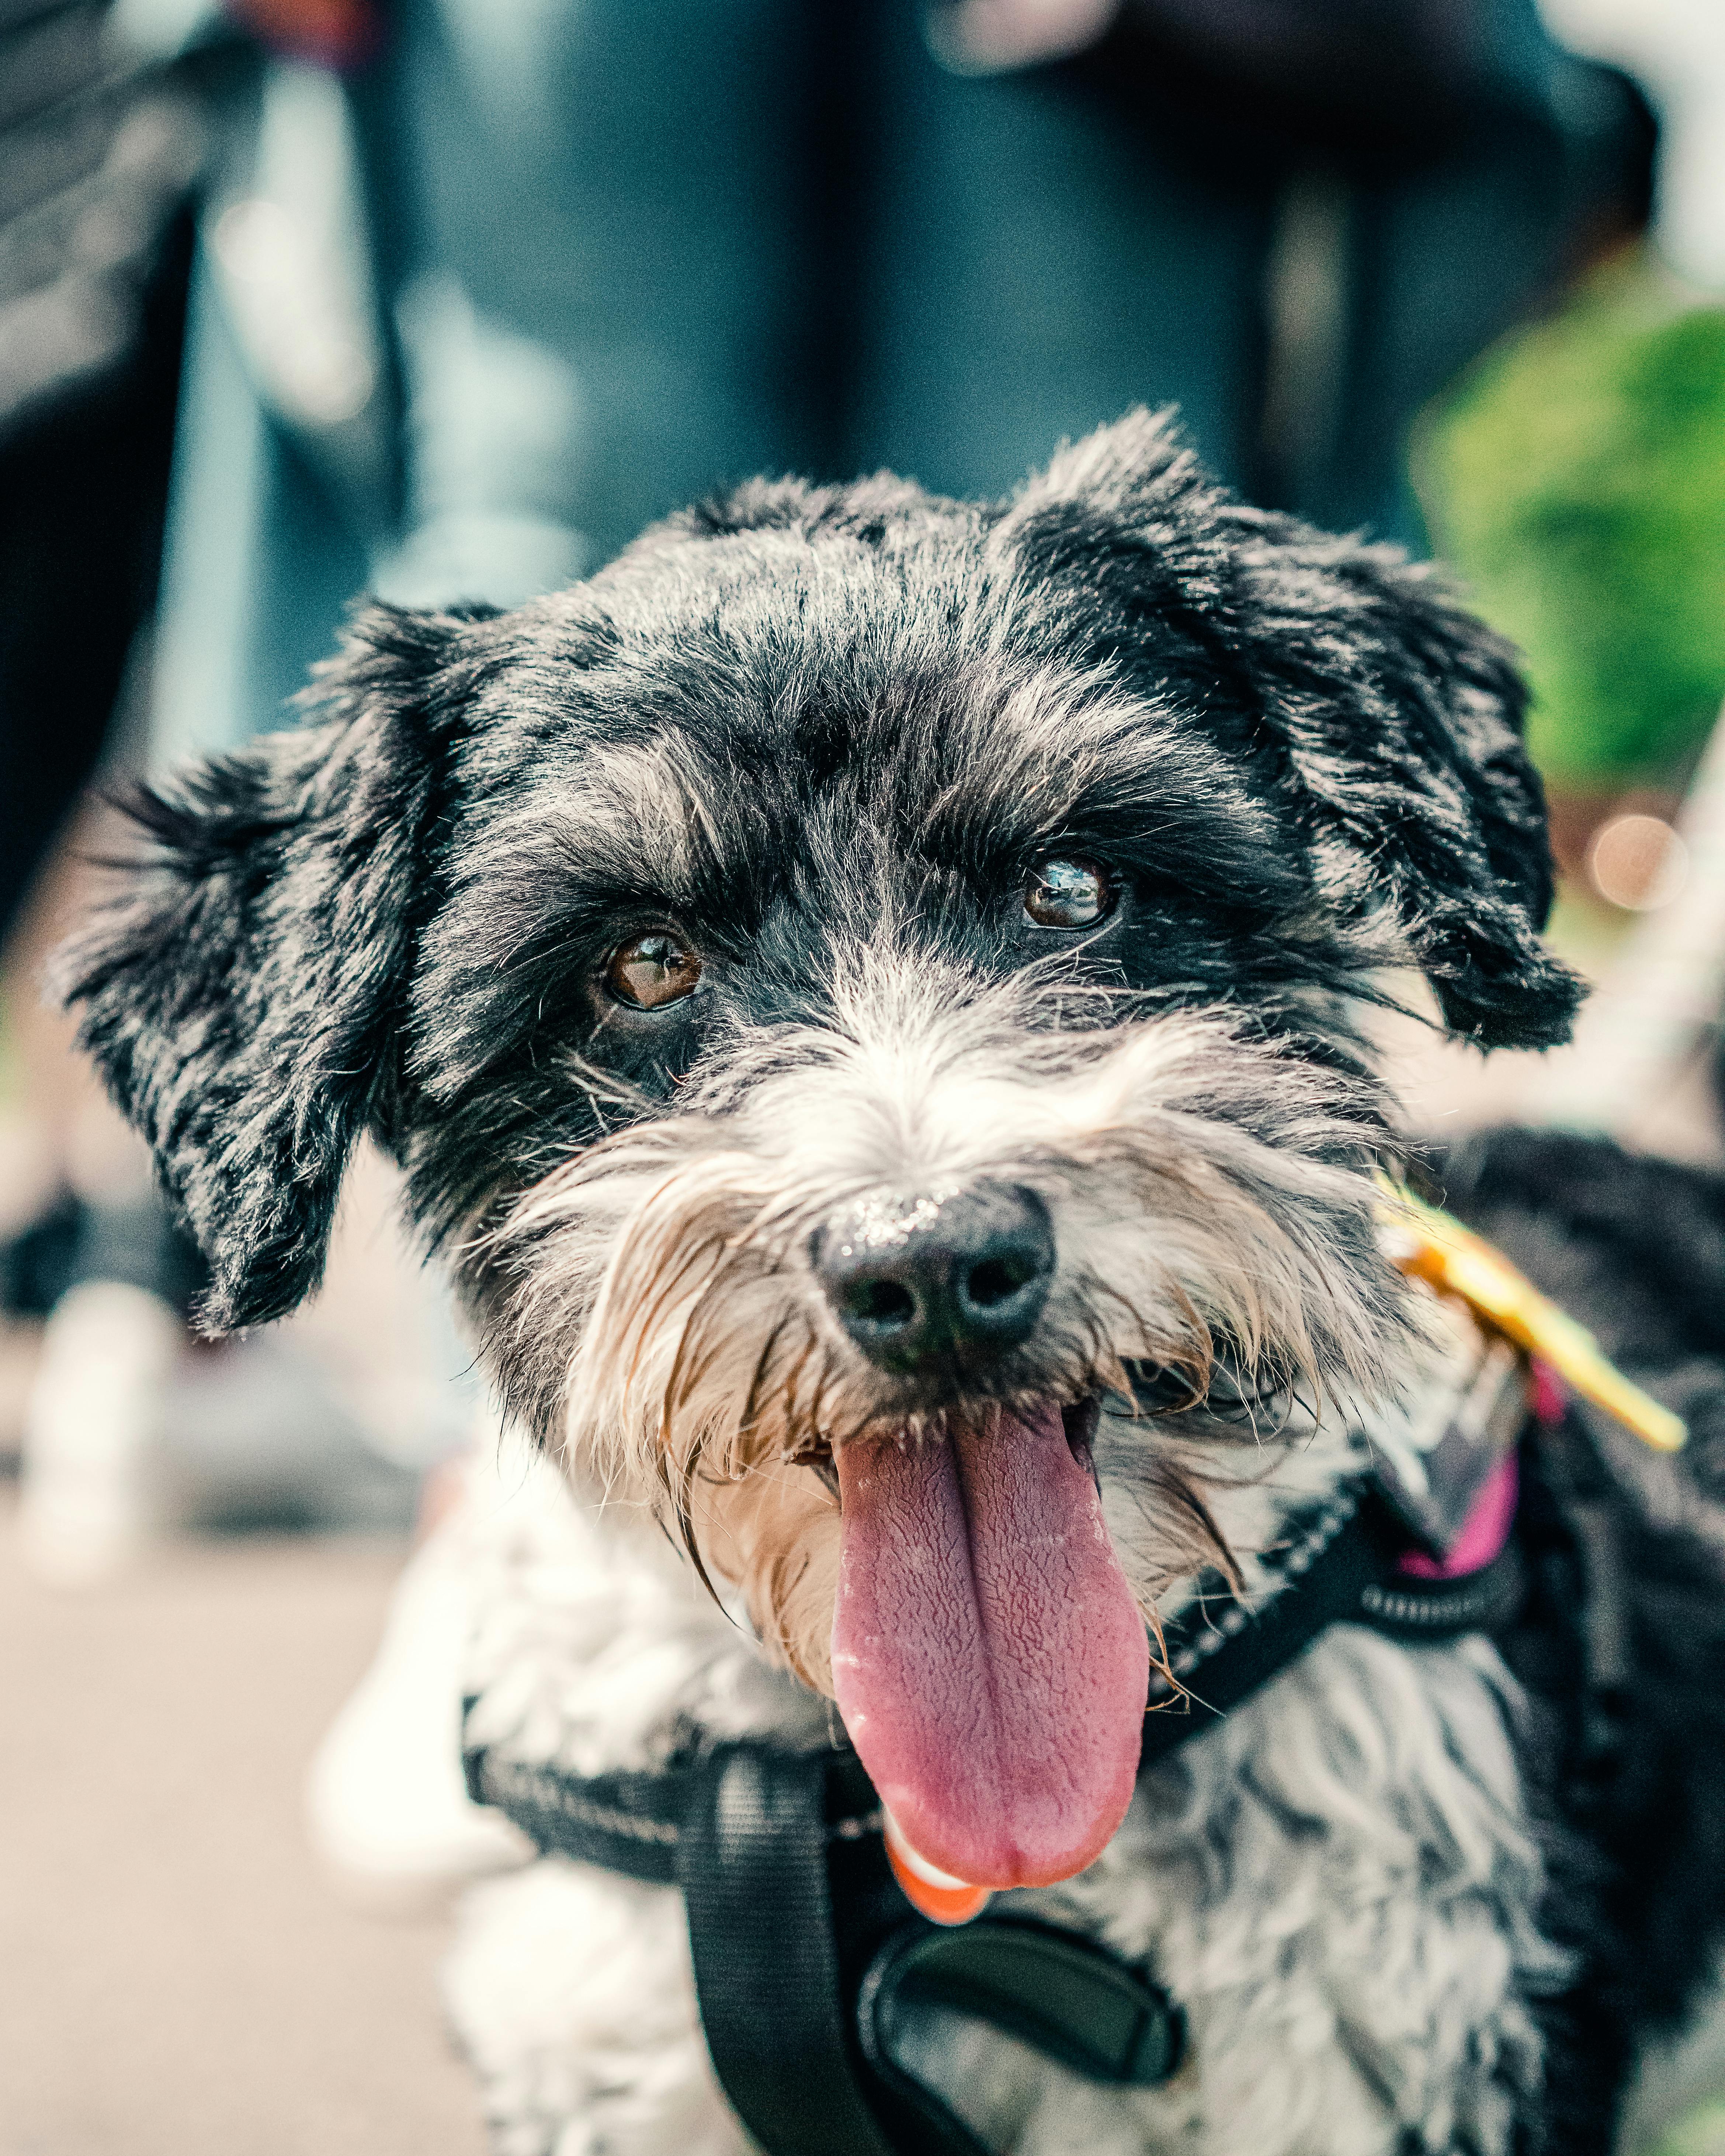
[445,1417,1562,2156]
[55,414,1725,2156]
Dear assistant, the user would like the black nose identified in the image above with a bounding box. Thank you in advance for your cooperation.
[812,1181,1055,1376]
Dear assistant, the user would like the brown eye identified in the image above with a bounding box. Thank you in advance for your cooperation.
[604,930,703,1009]
[1025,856,1114,929]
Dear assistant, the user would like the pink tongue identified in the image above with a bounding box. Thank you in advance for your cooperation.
[831,1406,1149,1890]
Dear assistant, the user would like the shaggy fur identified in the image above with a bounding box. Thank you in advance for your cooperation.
[447,1420,1563,2156]
[56,412,1725,2156]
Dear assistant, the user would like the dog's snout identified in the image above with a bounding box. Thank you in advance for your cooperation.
[812,1181,1054,1374]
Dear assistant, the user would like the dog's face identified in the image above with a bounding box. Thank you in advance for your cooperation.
[63,413,1575,1892]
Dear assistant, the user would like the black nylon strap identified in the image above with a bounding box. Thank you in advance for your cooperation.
[1141,1488,1381,1767]
[464,1481,1527,1861]
[463,1748,681,1884]
[1139,1479,1526,1768]
[677,1743,898,2156]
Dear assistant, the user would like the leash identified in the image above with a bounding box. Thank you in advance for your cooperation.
[463,1205,1681,2156]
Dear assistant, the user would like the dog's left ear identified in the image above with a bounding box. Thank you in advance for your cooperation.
[1006,411,1583,1051]
[56,602,490,1331]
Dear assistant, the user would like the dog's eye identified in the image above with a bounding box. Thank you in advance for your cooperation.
[1024,857,1114,929]
[605,931,704,1009]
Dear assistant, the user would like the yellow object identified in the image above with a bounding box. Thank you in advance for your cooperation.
[1381,1183,1688,1454]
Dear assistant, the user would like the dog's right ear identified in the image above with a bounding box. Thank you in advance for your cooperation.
[56,601,493,1333]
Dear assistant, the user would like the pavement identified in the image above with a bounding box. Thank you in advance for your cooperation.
[0,1497,485,2156]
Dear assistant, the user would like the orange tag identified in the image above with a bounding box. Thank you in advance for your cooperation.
[883,1809,993,1926]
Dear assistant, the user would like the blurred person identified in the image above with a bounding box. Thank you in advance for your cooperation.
[0,0,206,940]
[137,0,1653,770]
[0,0,208,1482]
[1538,0,1725,294]
[0,9,444,1577]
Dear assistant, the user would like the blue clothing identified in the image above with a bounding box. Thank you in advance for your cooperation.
[145,0,1636,755]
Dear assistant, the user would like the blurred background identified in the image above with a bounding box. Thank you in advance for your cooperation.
[3,3,1725,2151]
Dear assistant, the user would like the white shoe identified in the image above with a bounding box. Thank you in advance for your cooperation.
[305,1448,534,1911]
[17,1280,180,1585]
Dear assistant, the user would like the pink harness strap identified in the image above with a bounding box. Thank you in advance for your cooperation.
[1394,1355,1573,1583]
[1398,1450,1520,1580]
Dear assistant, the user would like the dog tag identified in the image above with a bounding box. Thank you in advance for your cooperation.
[884,1807,992,1926]
[1382,1187,1686,1453]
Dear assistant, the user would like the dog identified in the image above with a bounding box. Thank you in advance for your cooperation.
[59,411,1725,2156]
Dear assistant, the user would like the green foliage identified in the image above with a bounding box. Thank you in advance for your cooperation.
[1640,2098,1725,2156]
[1419,262,1725,789]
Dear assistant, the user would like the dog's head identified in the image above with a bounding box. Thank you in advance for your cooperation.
[61,412,1576,1891]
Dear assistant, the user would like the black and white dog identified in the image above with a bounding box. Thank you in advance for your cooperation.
[61,413,1725,2156]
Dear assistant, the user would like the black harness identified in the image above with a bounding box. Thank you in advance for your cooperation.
[463,1458,1528,2156]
